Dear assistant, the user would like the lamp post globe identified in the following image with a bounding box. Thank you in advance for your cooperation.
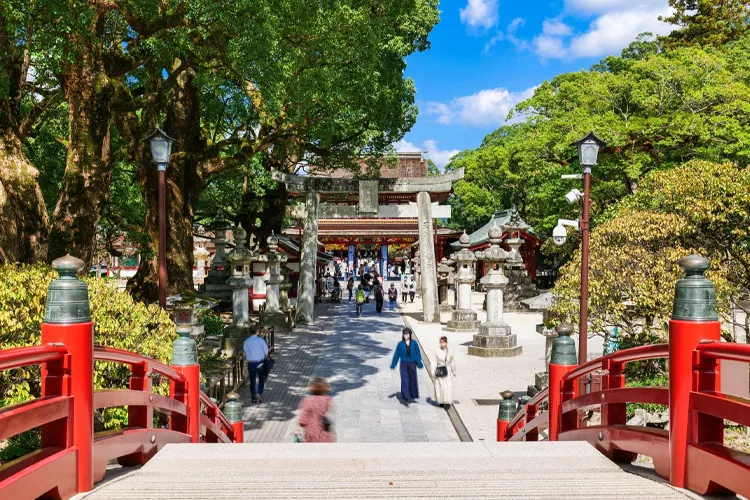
[147,127,176,309]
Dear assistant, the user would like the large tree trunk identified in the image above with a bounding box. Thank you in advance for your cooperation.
[48,47,114,266]
[127,67,203,302]
[0,132,50,263]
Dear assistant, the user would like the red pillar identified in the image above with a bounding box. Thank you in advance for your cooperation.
[668,255,721,488]
[41,255,94,493]
[548,362,577,441]
[170,364,201,442]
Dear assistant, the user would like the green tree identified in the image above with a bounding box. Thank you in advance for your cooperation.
[661,0,750,48]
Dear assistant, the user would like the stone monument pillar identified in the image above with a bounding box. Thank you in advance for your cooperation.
[225,224,255,354]
[298,191,319,324]
[469,223,522,357]
[203,209,233,305]
[263,231,290,331]
[445,231,481,332]
[503,206,537,311]
[437,257,454,313]
[416,191,439,323]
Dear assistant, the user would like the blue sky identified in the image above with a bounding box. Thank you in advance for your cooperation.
[395,0,674,168]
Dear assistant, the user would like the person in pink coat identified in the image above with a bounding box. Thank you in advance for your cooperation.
[297,377,335,443]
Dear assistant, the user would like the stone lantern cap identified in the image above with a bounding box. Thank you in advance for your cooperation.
[503,205,530,233]
[476,222,508,265]
[209,208,232,230]
[454,231,476,263]
[264,231,288,263]
[228,224,255,263]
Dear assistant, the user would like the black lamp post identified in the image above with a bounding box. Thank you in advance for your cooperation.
[570,131,606,367]
[147,128,175,309]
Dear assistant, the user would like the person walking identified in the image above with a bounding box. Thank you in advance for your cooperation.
[355,284,366,317]
[388,283,398,311]
[433,336,456,409]
[409,277,416,303]
[243,326,269,404]
[390,327,423,402]
[346,276,354,302]
[400,278,409,303]
[297,377,335,443]
[373,281,384,313]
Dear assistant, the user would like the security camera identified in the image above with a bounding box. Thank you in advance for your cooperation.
[552,223,567,246]
[565,189,583,205]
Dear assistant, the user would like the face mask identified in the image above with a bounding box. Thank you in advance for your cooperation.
[403,335,409,341]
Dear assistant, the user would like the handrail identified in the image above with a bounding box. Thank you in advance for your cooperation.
[507,387,548,431]
[199,390,234,436]
[562,343,668,382]
[94,345,186,382]
[696,341,750,363]
[0,344,68,371]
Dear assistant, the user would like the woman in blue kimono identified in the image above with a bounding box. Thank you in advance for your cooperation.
[390,327,424,402]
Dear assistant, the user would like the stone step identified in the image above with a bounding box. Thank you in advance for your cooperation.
[78,442,691,499]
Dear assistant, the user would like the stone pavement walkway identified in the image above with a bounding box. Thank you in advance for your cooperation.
[239,299,459,443]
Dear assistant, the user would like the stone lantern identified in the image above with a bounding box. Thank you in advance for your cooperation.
[262,231,289,330]
[469,223,521,357]
[445,231,480,332]
[437,257,454,313]
[279,264,294,312]
[204,209,233,304]
[225,224,255,353]
[503,206,536,311]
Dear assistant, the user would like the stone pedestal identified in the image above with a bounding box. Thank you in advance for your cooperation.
[469,223,521,357]
[417,192,440,323]
[225,278,252,354]
[297,192,319,324]
[445,231,480,332]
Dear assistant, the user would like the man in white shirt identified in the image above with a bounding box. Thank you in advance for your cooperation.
[243,327,269,404]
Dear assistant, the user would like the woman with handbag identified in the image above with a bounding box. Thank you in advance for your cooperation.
[297,377,335,442]
[433,336,456,409]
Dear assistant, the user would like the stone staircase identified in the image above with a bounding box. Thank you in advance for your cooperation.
[78,442,693,499]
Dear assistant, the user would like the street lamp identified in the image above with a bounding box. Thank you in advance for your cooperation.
[147,127,176,308]
[569,131,606,367]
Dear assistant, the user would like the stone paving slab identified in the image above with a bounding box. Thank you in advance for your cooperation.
[239,299,459,443]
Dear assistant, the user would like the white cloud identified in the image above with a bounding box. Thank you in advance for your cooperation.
[530,3,673,60]
[564,0,657,15]
[395,139,460,170]
[425,85,537,127]
[485,18,529,53]
[460,0,499,31]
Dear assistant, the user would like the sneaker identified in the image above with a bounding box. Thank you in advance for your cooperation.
[257,395,263,403]
[251,399,257,405]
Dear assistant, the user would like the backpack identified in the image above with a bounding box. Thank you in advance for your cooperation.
[356,289,366,304]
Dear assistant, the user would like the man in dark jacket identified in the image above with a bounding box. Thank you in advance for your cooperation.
[373,282,384,313]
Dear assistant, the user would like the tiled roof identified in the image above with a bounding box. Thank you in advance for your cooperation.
[450,208,537,249]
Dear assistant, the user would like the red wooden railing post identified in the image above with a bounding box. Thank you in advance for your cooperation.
[496,390,516,441]
[41,255,95,493]
[601,359,625,427]
[170,326,200,443]
[223,392,244,443]
[548,324,577,441]
[668,255,721,489]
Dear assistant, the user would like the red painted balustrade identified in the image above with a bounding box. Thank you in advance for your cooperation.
[501,340,750,498]
[0,343,241,500]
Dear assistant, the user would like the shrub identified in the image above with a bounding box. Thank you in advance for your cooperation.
[0,263,176,461]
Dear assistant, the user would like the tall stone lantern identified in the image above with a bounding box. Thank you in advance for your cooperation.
[225,224,255,353]
[503,206,536,311]
[437,257,454,313]
[469,223,522,356]
[204,209,233,304]
[445,231,480,332]
[262,231,289,331]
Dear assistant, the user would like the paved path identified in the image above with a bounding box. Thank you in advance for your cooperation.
[239,300,459,443]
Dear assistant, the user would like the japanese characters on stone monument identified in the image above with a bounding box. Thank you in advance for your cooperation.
[469,223,522,357]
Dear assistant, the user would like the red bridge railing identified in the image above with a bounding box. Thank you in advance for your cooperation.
[500,279,750,499]
[0,341,243,500]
